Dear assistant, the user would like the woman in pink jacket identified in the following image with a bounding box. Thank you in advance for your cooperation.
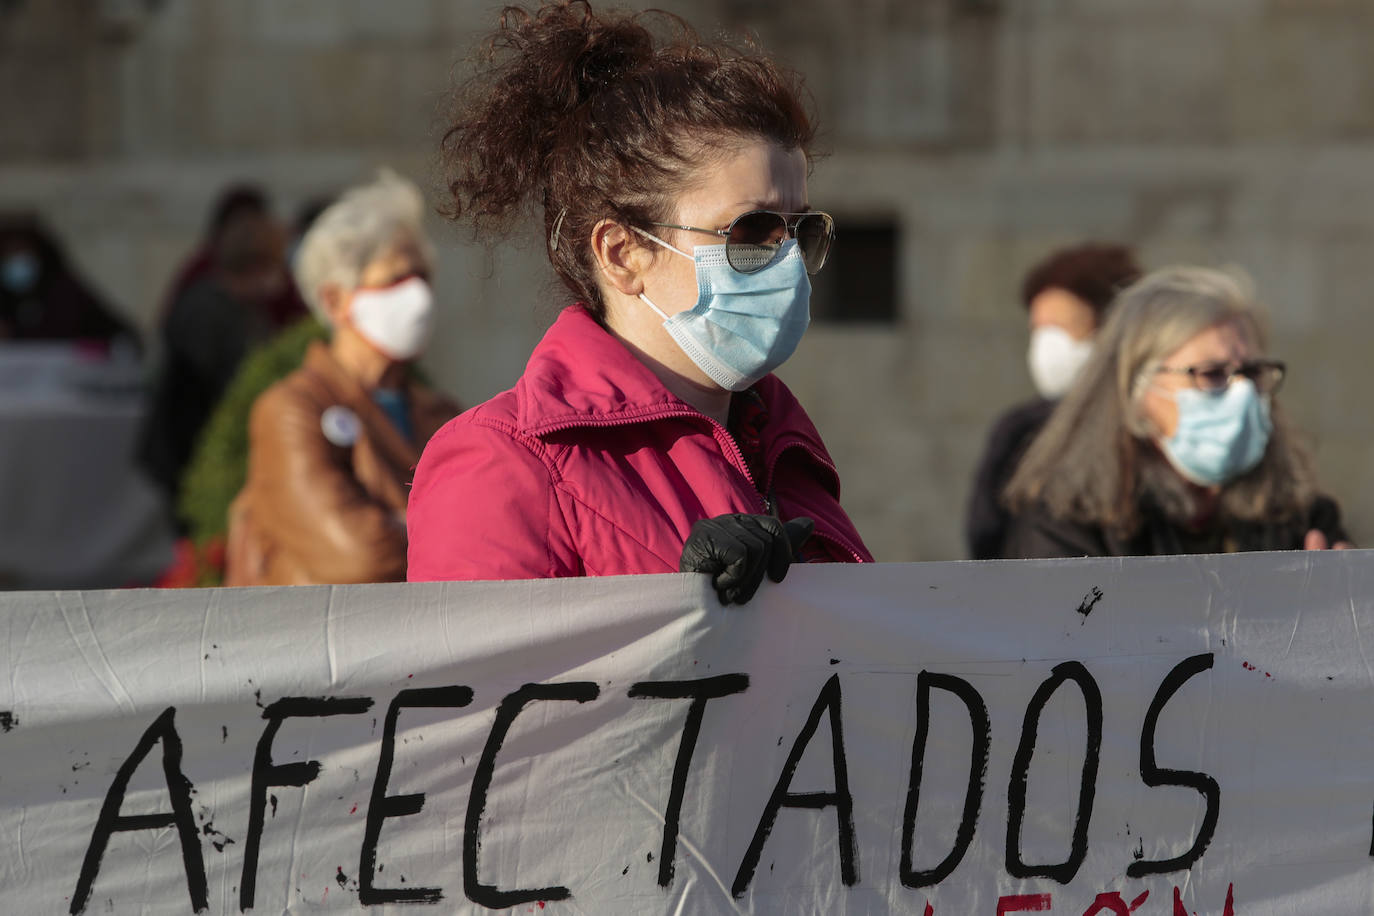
[408,0,872,601]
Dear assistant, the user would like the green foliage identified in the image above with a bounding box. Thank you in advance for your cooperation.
[178,317,329,557]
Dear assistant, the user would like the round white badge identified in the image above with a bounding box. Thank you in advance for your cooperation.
[320,405,361,447]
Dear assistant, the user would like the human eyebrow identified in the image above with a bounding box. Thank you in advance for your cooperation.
[742,200,813,214]
[703,202,812,229]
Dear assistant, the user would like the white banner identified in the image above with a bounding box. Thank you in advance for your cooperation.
[3,553,1374,914]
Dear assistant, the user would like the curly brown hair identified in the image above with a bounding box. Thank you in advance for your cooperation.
[1020,243,1142,317]
[439,0,815,320]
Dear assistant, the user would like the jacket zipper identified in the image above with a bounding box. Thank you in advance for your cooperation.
[764,437,868,562]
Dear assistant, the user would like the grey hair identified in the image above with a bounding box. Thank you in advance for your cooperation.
[293,169,434,323]
[1004,265,1316,535]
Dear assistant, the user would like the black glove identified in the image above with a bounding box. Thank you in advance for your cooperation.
[679,514,815,606]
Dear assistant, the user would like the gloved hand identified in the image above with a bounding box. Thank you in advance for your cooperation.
[679,514,815,606]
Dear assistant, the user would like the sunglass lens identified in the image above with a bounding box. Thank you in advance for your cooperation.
[725,211,787,273]
[729,210,788,246]
[722,211,836,274]
[794,213,833,274]
[1198,368,1230,391]
[726,243,782,273]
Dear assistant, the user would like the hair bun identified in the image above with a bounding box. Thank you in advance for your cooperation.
[441,0,813,316]
[571,36,642,97]
[499,1,658,119]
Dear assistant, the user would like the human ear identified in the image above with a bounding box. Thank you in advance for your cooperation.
[590,219,655,297]
[318,283,348,327]
[1136,385,1176,439]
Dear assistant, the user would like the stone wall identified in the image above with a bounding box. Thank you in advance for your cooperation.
[2,0,1371,560]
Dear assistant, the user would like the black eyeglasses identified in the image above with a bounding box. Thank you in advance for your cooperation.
[1155,359,1286,395]
[650,210,835,275]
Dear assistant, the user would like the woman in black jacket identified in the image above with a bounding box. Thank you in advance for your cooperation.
[965,242,1141,559]
[1003,266,1349,558]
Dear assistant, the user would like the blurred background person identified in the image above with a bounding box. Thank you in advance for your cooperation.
[965,242,1142,560]
[0,215,170,589]
[160,184,307,331]
[224,171,459,586]
[0,213,140,352]
[1002,266,1349,558]
[287,196,336,274]
[139,202,288,512]
[160,186,264,313]
[161,191,340,587]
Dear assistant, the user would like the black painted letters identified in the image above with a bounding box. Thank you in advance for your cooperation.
[71,707,206,915]
[239,696,373,911]
[627,673,749,887]
[1128,653,1219,877]
[360,686,474,904]
[732,673,858,898]
[1006,661,1103,884]
[463,682,600,908]
[901,671,992,888]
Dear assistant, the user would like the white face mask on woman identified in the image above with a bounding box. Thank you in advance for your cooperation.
[1027,326,1094,399]
[348,276,434,361]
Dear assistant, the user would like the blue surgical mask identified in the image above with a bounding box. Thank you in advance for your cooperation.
[635,232,810,392]
[1,251,40,295]
[1158,378,1273,486]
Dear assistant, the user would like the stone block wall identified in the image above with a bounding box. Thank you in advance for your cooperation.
[1,0,1371,561]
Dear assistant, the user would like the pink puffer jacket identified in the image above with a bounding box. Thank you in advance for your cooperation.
[407,305,871,581]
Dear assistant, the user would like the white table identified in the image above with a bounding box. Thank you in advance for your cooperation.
[0,344,176,588]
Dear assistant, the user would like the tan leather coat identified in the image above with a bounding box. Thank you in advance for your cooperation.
[226,342,459,585]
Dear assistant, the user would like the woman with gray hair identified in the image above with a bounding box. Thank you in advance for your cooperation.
[225,171,460,585]
[1002,265,1349,558]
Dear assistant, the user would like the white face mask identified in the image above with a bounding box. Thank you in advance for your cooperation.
[348,276,434,361]
[1027,326,1094,399]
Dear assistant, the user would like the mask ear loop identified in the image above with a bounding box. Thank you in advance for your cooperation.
[638,291,670,320]
[631,226,693,260]
[630,226,694,319]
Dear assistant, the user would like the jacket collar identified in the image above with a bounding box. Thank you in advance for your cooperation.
[301,341,422,469]
[515,305,699,435]
[514,306,834,470]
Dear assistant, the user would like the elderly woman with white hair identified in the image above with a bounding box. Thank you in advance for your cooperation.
[225,172,460,585]
[1002,265,1350,558]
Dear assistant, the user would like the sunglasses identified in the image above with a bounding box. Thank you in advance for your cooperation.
[650,210,836,275]
[1155,359,1286,395]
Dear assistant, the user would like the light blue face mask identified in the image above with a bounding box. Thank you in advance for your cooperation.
[1,251,40,296]
[1159,378,1273,487]
[635,231,811,392]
